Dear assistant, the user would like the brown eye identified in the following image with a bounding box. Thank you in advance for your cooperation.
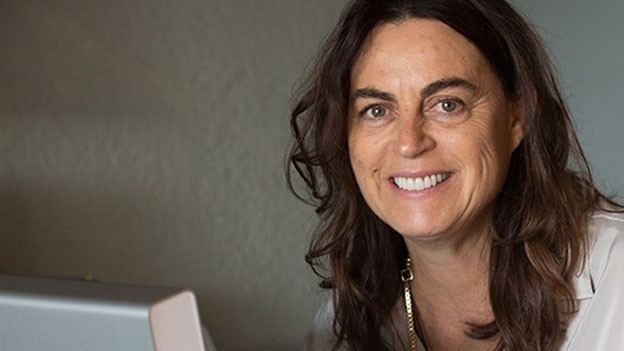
[430,98,465,116]
[425,98,467,122]
[363,105,388,119]
[440,100,458,112]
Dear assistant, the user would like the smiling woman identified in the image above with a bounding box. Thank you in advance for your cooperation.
[348,19,523,241]
[287,1,624,351]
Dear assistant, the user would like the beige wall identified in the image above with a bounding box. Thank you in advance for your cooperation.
[0,1,346,349]
[0,1,622,350]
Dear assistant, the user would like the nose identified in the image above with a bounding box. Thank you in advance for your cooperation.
[396,116,435,158]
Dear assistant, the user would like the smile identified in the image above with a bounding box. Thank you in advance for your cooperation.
[392,173,451,192]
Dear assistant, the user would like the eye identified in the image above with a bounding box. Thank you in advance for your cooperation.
[360,104,388,119]
[440,100,458,112]
[430,98,465,115]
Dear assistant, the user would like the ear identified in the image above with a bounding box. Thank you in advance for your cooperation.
[508,100,525,151]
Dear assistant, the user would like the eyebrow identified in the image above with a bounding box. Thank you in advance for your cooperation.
[351,76,478,103]
[421,77,478,97]
[351,88,397,103]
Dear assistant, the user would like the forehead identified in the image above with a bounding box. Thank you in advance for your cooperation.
[351,19,495,89]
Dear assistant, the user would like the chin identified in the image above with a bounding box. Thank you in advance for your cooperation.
[386,219,449,239]
[397,228,446,240]
[379,208,451,237]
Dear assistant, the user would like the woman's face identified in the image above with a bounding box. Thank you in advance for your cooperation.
[348,19,524,240]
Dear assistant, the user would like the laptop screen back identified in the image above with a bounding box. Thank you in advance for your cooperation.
[0,275,206,351]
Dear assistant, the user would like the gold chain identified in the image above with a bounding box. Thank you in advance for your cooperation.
[401,258,418,351]
[401,259,504,351]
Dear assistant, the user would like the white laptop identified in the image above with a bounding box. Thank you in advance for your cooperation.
[0,274,215,351]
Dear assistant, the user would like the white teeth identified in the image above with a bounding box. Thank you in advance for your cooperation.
[393,173,450,191]
[430,175,438,187]
[414,177,423,189]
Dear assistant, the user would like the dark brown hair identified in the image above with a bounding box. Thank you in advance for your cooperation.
[287,0,622,350]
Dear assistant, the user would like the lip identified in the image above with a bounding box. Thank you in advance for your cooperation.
[388,171,454,196]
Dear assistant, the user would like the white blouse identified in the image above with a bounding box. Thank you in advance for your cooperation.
[562,211,624,350]
[304,210,624,350]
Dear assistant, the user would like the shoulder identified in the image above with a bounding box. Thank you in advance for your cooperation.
[589,208,624,234]
[559,210,624,350]
[586,209,624,287]
[303,299,347,351]
[302,298,409,350]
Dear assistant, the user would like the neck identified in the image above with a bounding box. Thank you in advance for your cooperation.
[401,216,498,350]
[403,214,493,301]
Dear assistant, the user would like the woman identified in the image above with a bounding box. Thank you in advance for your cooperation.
[288,0,624,350]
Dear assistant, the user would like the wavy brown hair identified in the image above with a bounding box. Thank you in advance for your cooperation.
[287,0,622,350]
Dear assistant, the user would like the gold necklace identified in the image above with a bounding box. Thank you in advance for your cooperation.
[400,258,418,351]
[401,260,503,351]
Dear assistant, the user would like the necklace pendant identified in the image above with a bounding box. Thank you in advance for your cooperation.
[400,267,414,282]
[401,258,414,282]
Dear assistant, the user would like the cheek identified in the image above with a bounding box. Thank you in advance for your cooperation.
[470,118,515,185]
[348,127,372,166]
[348,133,367,186]
[349,140,373,183]
[449,115,513,177]
[348,131,384,191]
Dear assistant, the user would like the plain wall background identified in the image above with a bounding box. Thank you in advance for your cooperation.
[0,1,621,350]
[0,1,345,349]
[515,0,624,197]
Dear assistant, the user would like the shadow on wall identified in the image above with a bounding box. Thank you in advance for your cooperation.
[0,174,190,284]
[0,165,316,350]
[0,182,28,274]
